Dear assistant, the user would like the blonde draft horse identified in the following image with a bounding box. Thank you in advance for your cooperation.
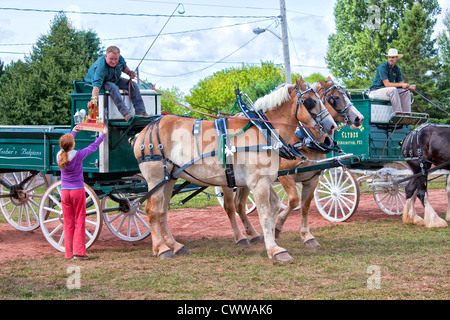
[274,79,364,246]
[133,77,337,263]
[228,78,364,248]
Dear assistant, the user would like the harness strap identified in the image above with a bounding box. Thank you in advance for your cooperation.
[393,159,450,186]
[294,122,340,154]
[138,150,217,204]
[402,123,430,176]
[138,117,164,163]
[215,118,236,188]
[236,89,303,160]
[192,118,203,158]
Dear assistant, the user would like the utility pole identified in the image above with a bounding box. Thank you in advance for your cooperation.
[279,0,291,84]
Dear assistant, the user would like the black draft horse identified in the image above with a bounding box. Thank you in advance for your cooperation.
[401,123,450,228]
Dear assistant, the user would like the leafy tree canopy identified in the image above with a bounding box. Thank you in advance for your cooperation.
[0,13,102,125]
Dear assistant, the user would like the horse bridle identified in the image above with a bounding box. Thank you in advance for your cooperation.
[294,84,331,134]
[320,82,354,124]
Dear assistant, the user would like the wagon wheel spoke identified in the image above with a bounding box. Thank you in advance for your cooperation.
[272,181,302,210]
[0,171,49,231]
[314,167,360,222]
[102,188,151,242]
[372,162,408,215]
[39,181,102,253]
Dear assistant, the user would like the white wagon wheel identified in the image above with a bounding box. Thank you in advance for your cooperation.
[372,162,409,215]
[314,167,360,222]
[39,180,102,252]
[0,171,49,231]
[215,186,257,215]
[272,181,302,210]
[101,176,151,241]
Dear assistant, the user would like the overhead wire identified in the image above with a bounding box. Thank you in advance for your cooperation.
[140,34,261,77]
[103,18,273,41]
[0,7,277,19]
[0,4,334,81]
[138,18,278,78]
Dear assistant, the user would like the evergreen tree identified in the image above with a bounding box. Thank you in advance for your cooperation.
[0,13,102,125]
[326,0,441,88]
[436,10,450,122]
[391,3,440,116]
[0,59,4,80]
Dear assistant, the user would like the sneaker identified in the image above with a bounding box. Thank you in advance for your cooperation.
[73,255,89,260]
[136,112,149,116]
[123,112,133,122]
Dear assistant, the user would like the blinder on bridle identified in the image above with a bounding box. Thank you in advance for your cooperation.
[320,82,354,124]
[293,124,340,154]
[294,84,331,134]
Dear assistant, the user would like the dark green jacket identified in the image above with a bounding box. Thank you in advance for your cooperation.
[369,61,403,91]
[84,55,127,89]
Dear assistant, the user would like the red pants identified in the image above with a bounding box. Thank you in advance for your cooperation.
[61,188,86,258]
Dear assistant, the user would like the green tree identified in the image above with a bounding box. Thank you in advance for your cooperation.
[0,13,102,125]
[185,62,283,119]
[304,72,328,84]
[159,86,189,116]
[326,0,441,88]
[391,3,441,117]
[435,10,450,122]
[0,59,4,79]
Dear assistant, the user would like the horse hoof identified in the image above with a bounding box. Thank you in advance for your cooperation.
[273,251,294,264]
[237,238,251,247]
[250,236,264,244]
[425,219,448,228]
[175,246,191,256]
[304,238,321,248]
[158,250,176,259]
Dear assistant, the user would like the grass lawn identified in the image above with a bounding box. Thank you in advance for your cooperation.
[0,218,448,300]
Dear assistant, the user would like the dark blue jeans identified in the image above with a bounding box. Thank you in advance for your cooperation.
[104,78,146,116]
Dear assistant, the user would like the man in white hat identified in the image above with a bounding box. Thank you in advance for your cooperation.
[369,48,416,112]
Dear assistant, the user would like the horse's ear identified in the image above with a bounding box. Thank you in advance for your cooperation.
[327,76,332,81]
[318,78,326,86]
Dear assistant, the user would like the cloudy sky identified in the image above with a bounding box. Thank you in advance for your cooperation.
[0,0,449,94]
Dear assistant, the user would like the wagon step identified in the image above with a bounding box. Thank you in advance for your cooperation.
[389,111,429,126]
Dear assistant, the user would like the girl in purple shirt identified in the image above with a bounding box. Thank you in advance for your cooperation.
[57,127,107,259]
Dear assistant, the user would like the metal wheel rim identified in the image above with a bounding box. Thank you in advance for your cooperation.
[0,171,48,231]
[101,193,151,242]
[373,162,408,215]
[314,167,360,222]
[39,181,102,252]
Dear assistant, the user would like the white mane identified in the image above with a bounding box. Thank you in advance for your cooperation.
[253,84,294,113]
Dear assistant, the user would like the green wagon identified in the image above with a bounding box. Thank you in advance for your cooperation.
[312,90,430,222]
[0,82,168,252]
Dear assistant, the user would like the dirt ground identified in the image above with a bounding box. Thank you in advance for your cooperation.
[0,189,447,263]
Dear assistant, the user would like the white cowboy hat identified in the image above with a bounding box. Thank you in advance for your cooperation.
[386,48,403,58]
